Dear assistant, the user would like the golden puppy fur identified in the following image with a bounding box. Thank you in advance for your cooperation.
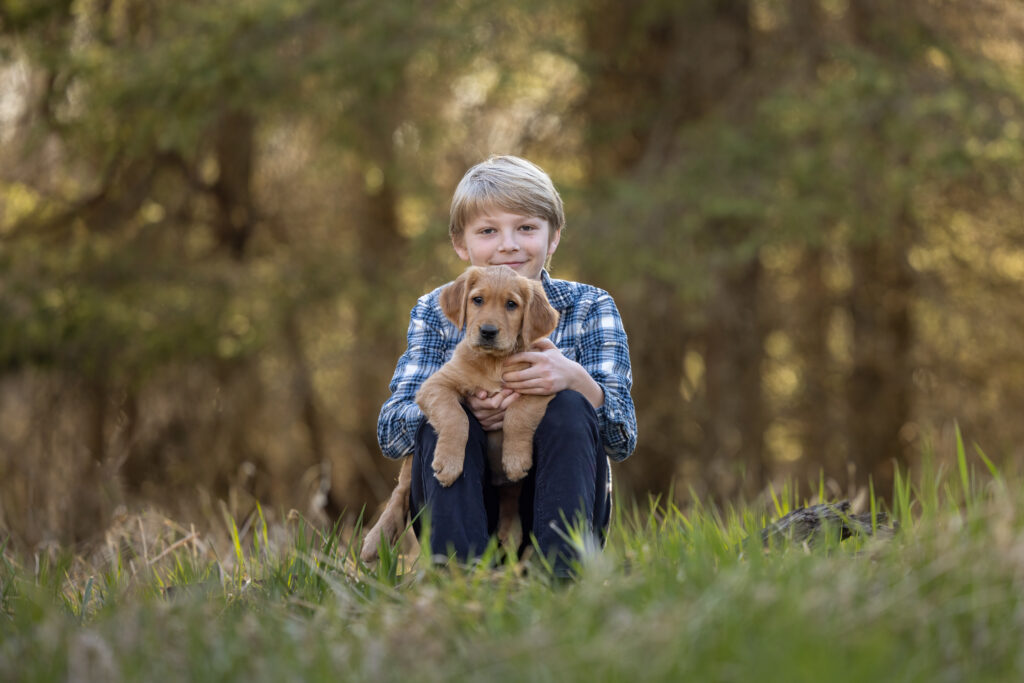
[361,265,559,562]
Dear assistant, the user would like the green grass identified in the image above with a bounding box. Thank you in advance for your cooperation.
[3,446,1024,682]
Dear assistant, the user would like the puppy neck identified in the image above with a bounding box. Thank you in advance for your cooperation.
[453,339,508,375]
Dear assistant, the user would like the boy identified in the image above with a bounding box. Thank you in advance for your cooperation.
[377,155,637,574]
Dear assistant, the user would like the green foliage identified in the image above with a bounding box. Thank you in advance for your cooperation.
[0,246,260,379]
[0,0,517,384]
[580,34,1024,296]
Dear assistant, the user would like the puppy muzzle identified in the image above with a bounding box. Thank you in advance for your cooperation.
[477,324,499,345]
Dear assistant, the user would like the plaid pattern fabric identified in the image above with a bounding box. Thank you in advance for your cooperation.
[377,270,638,462]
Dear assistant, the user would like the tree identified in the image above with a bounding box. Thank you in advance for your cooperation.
[0,0,492,542]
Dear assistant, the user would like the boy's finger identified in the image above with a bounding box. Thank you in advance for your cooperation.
[505,379,549,394]
[499,392,520,409]
[474,394,499,409]
[504,351,541,366]
[502,368,534,384]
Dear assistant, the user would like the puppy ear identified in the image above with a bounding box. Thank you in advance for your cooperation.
[521,279,559,345]
[440,267,478,329]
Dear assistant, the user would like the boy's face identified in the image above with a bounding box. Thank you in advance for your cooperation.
[453,209,560,281]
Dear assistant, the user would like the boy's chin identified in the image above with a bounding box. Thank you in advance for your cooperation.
[489,263,542,279]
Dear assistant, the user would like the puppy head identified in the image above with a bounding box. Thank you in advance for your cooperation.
[439,266,557,355]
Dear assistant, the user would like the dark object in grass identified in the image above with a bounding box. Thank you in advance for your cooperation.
[760,501,896,546]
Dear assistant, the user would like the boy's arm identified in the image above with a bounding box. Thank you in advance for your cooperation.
[522,338,605,409]
[377,295,450,459]
[576,293,637,462]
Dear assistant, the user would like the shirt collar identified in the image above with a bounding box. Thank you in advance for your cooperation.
[540,269,574,311]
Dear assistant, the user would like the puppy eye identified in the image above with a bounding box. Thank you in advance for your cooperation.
[506,300,518,310]
[472,296,483,306]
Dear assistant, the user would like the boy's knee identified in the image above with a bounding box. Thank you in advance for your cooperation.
[535,391,599,451]
[538,390,597,431]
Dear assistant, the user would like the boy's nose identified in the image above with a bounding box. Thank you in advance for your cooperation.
[499,234,520,251]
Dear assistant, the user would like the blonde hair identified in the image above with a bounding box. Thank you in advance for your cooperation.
[449,156,565,243]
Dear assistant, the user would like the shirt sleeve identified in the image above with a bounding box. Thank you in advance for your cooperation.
[576,292,637,462]
[376,295,450,459]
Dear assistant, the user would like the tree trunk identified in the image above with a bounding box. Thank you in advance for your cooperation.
[703,254,765,500]
[211,109,256,259]
[581,0,759,501]
[846,212,913,493]
[844,0,916,495]
[343,162,408,511]
[580,0,689,499]
[73,376,112,542]
[614,282,691,499]
[793,247,841,483]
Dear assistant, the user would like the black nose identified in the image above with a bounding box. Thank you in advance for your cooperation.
[479,324,498,342]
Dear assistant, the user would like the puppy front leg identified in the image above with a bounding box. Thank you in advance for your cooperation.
[416,378,469,487]
[500,395,553,482]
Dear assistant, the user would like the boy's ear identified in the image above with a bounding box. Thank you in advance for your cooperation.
[521,279,559,346]
[547,227,561,255]
[439,267,479,329]
[452,236,469,262]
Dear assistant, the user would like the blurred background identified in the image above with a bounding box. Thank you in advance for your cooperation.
[2,0,1024,549]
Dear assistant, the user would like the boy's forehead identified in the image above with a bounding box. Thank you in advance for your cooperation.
[466,205,545,223]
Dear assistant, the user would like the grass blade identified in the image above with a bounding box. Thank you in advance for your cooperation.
[955,422,972,514]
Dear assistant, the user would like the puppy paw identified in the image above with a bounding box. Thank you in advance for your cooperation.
[502,449,532,482]
[432,449,464,487]
[360,527,383,563]
[361,510,404,563]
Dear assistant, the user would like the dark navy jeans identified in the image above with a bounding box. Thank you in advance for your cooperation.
[410,390,610,575]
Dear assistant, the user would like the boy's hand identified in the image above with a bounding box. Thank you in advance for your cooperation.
[466,388,519,431]
[501,338,575,396]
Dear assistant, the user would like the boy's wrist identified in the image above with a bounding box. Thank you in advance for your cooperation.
[568,362,604,409]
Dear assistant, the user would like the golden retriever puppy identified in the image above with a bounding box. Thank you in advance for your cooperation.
[360,265,559,563]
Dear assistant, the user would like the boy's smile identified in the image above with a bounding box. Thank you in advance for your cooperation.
[454,209,561,281]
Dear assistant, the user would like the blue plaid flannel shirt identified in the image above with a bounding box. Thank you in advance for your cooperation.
[377,270,637,462]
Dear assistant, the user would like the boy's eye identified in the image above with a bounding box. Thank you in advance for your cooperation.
[506,300,518,311]
[518,224,535,231]
[472,296,483,306]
